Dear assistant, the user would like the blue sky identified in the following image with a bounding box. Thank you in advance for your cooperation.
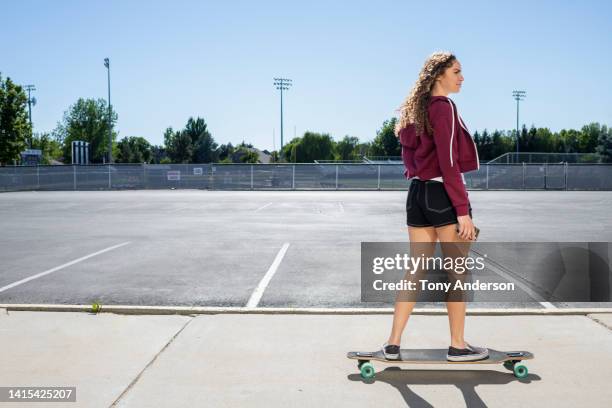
[2,0,611,151]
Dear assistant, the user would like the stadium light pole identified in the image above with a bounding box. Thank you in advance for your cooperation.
[25,84,37,148]
[274,78,292,158]
[512,90,526,157]
[104,58,113,164]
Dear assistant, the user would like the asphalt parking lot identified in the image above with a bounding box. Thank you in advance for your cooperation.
[1,190,611,308]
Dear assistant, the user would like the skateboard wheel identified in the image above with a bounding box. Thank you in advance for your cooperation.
[360,362,375,379]
[357,360,368,369]
[513,364,528,379]
[503,361,515,371]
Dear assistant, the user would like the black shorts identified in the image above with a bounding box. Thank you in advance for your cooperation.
[406,179,472,228]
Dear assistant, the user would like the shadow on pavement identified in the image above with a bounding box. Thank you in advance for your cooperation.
[347,368,541,408]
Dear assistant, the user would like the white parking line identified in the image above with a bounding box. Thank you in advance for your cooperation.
[246,243,290,308]
[0,242,132,294]
[254,202,273,212]
[470,248,557,309]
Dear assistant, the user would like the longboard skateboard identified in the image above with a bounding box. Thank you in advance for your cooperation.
[347,349,534,379]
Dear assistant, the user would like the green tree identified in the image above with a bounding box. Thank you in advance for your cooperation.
[474,124,606,162]
[369,118,400,157]
[0,74,31,165]
[164,127,193,163]
[579,123,603,153]
[269,150,280,163]
[355,142,370,159]
[524,125,538,152]
[533,127,555,152]
[517,125,529,153]
[473,130,482,158]
[31,132,62,164]
[184,117,218,163]
[217,142,234,161]
[150,145,167,164]
[552,130,568,153]
[162,117,218,163]
[490,130,511,159]
[474,129,495,161]
[280,137,301,162]
[285,132,334,162]
[53,98,117,163]
[558,129,581,153]
[596,125,612,163]
[237,140,253,148]
[116,136,152,163]
[335,135,360,161]
[231,146,259,163]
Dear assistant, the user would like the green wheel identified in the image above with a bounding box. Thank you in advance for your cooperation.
[503,361,515,371]
[360,362,375,379]
[513,364,528,379]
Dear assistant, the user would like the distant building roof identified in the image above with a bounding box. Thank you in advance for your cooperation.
[232,147,272,163]
[253,148,271,164]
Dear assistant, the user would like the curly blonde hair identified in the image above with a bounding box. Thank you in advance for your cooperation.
[395,51,457,137]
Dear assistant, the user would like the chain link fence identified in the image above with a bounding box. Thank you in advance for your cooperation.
[1,163,612,192]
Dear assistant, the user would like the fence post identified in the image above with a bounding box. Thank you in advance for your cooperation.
[108,164,111,189]
[292,165,295,190]
[486,165,489,190]
[73,165,76,190]
[37,165,40,190]
[143,163,146,189]
[210,164,214,190]
[335,165,338,190]
[544,162,547,190]
[377,165,381,190]
[522,162,526,190]
[564,162,568,190]
[251,165,254,190]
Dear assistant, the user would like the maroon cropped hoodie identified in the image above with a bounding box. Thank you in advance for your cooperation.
[398,96,480,216]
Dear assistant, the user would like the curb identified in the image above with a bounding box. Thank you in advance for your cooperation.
[2,304,612,316]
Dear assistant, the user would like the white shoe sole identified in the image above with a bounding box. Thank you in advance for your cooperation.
[382,350,400,360]
[446,353,489,362]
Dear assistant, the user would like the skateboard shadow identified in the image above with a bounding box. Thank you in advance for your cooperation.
[347,368,541,408]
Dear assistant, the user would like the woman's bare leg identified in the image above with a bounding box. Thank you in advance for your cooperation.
[436,223,472,349]
[387,226,438,346]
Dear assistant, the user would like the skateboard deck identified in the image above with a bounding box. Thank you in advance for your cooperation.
[347,349,533,379]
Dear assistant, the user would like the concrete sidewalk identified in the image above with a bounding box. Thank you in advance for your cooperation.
[1,310,612,407]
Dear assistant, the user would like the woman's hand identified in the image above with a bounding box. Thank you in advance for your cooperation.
[456,215,475,241]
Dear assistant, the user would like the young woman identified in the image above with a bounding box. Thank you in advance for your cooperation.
[383,51,488,362]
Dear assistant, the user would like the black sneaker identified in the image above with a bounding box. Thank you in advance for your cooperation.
[446,343,489,362]
[381,342,400,360]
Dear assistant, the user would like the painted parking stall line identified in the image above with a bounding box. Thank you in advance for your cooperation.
[246,243,290,308]
[254,202,273,212]
[0,242,132,294]
[470,248,557,309]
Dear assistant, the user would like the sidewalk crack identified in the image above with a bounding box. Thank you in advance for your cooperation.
[587,314,612,332]
[109,316,195,407]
